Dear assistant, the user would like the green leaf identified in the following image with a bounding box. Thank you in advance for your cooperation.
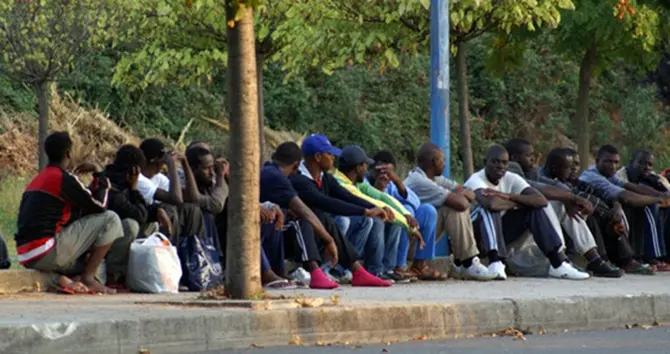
[420,0,430,11]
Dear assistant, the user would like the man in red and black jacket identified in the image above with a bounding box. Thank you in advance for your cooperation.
[16,131,123,294]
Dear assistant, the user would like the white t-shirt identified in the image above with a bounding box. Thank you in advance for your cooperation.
[464,169,530,195]
[137,173,171,204]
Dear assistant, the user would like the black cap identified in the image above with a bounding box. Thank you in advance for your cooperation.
[339,145,374,167]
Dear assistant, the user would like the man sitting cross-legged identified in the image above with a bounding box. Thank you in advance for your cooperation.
[16,131,123,294]
[464,144,590,280]
[264,141,391,288]
[541,147,651,275]
[404,143,496,280]
[367,150,440,281]
[504,138,621,277]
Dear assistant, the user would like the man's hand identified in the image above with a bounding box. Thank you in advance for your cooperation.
[574,196,594,216]
[214,158,229,177]
[324,239,339,266]
[73,162,102,174]
[272,204,285,230]
[128,166,141,190]
[364,207,387,219]
[260,205,274,224]
[156,208,172,236]
[482,188,509,200]
[382,206,395,221]
[406,214,419,230]
[378,164,402,185]
[410,229,426,250]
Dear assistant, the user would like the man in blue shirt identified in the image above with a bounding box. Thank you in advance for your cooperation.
[367,150,444,281]
[579,145,670,271]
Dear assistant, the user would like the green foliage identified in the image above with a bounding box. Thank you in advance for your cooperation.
[0,0,131,85]
[450,0,575,46]
[273,0,430,77]
[554,0,663,72]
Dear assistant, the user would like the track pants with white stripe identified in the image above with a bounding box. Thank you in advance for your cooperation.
[624,205,666,260]
[470,205,566,263]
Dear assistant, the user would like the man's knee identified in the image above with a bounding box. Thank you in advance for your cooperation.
[417,204,437,222]
[122,218,141,238]
[95,210,123,246]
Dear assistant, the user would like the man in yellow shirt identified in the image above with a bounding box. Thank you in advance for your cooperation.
[333,145,424,283]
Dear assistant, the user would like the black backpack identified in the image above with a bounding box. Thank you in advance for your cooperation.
[0,234,11,269]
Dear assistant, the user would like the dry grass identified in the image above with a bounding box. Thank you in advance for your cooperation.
[0,85,140,175]
[0,176,28,268]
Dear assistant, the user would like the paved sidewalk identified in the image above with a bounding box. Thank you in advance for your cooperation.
[1,274,669,354]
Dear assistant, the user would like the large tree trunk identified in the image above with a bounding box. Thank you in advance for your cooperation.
[256,51,265,164]
[456,41,474,179]
[225,0,261,299]
[575,40,597,171]
[35,82,49,171]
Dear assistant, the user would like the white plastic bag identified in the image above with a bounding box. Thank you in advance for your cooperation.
[506,231,550,277]
[126,233,182,294]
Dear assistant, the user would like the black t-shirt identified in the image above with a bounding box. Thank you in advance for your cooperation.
[260,162,297,209]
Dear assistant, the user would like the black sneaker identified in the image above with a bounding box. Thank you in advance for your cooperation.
[588,259,624,278]
[377,272,396,284]
[386,271,411,284]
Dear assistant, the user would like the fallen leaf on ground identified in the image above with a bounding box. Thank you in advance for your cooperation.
[640,324,653,330]
[413,335,428,341]
[330,294,341,305]
[138,349,150,354]
[289,335,302,346]
[382,349,389,353]
[295,297,324,308]
[249,343,263,348]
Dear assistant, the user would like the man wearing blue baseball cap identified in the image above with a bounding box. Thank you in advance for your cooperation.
[290,134,393,287]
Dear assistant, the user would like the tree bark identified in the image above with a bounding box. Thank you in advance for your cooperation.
[35,82,49,171]
[575,40,597,172]
[456,41,474,179]
[225,0,261,299]
[256,51,265,165]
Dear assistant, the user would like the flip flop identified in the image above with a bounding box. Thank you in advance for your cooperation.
[263,279,297,290]
[409,265,448,281]
[48,285,100,295]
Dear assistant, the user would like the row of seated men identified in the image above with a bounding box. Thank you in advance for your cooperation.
[13,131,669,293]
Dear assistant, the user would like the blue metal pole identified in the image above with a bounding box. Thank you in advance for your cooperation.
[430,0,451,257]
[429,0,450,178]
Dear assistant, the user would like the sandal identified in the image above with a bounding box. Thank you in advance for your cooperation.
[263,279,297,290]
[409,265,448,281]
[394,267,419,282]
[622,261,655,275]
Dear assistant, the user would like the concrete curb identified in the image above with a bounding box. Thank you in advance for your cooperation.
[0,270,56,293]
[2,294,668,354]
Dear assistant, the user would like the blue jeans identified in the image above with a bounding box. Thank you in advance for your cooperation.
[336,216,398,274]
[397,204,437,268]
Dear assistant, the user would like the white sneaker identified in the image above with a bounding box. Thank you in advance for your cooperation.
[488,261,507,280]
[290,267,311,286]
[548,261,591,280]
[462,257,497,281]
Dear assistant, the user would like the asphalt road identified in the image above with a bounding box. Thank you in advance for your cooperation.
[203,326,670,354]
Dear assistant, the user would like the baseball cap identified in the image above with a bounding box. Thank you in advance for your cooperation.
[301,134,342,156]
[339,145,374,166]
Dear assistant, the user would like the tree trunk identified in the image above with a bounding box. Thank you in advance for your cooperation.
[35,82,49,171]
[456,41,474,179]
[256,51,265,165]
[575,40,597,172]
[225,0,261,299]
